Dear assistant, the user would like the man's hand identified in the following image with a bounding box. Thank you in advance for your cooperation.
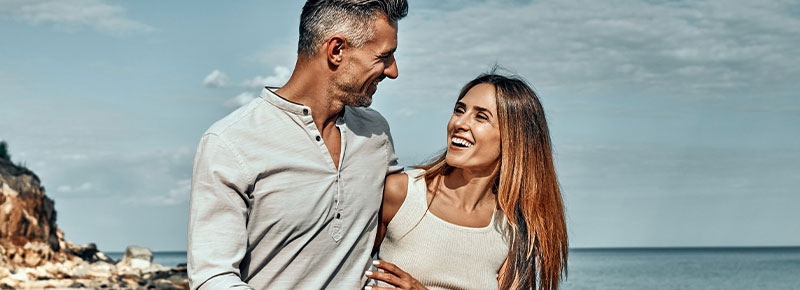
[364,260,428,290]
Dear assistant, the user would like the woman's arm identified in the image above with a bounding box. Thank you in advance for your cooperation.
[372,172,409,255]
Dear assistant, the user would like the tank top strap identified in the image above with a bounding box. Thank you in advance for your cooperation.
[406,168,429,203]
[384,168,429,241]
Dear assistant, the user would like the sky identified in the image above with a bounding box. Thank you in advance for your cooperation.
[1,0,798,252]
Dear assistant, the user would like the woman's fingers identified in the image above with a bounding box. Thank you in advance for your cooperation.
[366,260,429,290]
[365,269,406,288]
[373,259,409,278]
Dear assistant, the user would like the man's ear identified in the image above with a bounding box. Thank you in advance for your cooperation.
[325,35,346,66]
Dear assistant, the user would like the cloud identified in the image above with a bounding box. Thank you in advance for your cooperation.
[60,153,89,161]
[56,182,94,193]
[556,143,800,198]
[250,42,298,68]
[241,66,291,89]
[393,0,800,102]
[37,147,195,203]
[202,69,229,88]
[128,178,190,206]
[225,92,256,108]
[0,0,155,35]
[216,66,291,107]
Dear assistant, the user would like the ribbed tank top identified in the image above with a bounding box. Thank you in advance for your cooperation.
[377,169,509,290]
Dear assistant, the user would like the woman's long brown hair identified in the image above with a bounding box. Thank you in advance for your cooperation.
[418,72,568,290]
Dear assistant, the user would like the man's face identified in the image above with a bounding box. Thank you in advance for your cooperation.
[335,15,399,107]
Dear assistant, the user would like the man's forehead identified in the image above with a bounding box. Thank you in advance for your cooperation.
[367,17,398,49]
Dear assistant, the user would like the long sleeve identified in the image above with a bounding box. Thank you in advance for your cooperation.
[187,133,254,290]
[384,121,403,175]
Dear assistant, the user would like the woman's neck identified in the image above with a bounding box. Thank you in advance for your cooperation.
[437,167,497,212]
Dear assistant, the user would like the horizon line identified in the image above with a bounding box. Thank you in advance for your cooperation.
[102,245,800,253]
[571,245,800,251]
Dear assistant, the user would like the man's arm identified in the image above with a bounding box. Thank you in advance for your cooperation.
[187,133,254,290]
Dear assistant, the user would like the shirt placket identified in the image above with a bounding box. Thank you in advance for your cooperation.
[330,117,347,242]
[301,107,347,242]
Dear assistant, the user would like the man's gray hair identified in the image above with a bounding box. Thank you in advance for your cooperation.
[298,0,408,57]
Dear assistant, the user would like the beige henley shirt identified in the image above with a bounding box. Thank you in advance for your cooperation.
[188,87,401,289]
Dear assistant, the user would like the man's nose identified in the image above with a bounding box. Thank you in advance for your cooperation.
[384,55,398,79]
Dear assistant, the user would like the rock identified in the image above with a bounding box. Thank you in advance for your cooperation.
[67,242,115,264]
[87,261,115,279]
[23,241,54,267]
[0,158,63,269]
[119,246,153,270]
[0,158,60,255]
[152,278,176,290]
[72,262,91,277]
[68,281,85,288]
[9,270,28,282]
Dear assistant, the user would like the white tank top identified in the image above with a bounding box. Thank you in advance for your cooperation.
[377,169,509,290]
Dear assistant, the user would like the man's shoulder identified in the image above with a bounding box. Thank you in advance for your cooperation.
[204,97,272,137]
[344,106,390,129]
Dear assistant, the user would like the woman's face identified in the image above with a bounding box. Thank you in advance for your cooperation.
[445,83,502,173]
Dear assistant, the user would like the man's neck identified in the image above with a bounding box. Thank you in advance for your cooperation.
[275,60,344,132]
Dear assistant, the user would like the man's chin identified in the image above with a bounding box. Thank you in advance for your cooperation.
[342,94,372,107]
[351,97,373,107]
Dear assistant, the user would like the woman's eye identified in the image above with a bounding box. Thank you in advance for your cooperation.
[477,114,488,120]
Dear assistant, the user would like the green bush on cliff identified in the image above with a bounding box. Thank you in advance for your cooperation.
[0,141,9,160]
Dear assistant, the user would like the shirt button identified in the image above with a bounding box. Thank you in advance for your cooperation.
[336,213,341,219]
[316,136,321,141]
[303,108,309,115]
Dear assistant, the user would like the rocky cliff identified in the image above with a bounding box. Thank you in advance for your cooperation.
[0,156,63,268]
[0,151,188,289]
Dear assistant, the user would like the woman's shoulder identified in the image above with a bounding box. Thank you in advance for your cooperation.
[382,171,410,224]
[384,171,410,203]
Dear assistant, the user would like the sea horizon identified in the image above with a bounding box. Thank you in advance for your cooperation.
[570,245,800,250]
[102,247,800,289]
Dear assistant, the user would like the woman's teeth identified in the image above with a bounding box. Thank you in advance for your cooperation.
[451,137,473,148]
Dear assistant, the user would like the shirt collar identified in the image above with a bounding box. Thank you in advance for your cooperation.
[260,86,309,116]
[260,86,348,123]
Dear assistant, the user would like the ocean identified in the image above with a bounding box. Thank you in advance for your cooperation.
[561,247,800,290]
[106,251,187,267]
[109,247,800,289]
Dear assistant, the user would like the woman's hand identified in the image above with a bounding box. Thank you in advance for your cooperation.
[365,260,428,290]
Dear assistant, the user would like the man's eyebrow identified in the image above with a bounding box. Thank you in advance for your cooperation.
[382,48,397,55]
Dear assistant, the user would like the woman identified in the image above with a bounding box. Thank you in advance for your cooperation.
[366,72,568,290]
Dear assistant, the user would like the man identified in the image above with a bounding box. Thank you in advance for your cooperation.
[187,0,408,289]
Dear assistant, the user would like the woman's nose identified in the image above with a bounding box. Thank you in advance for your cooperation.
[452,114,469,131]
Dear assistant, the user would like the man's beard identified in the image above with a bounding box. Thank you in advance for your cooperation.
[335,77,373,107]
